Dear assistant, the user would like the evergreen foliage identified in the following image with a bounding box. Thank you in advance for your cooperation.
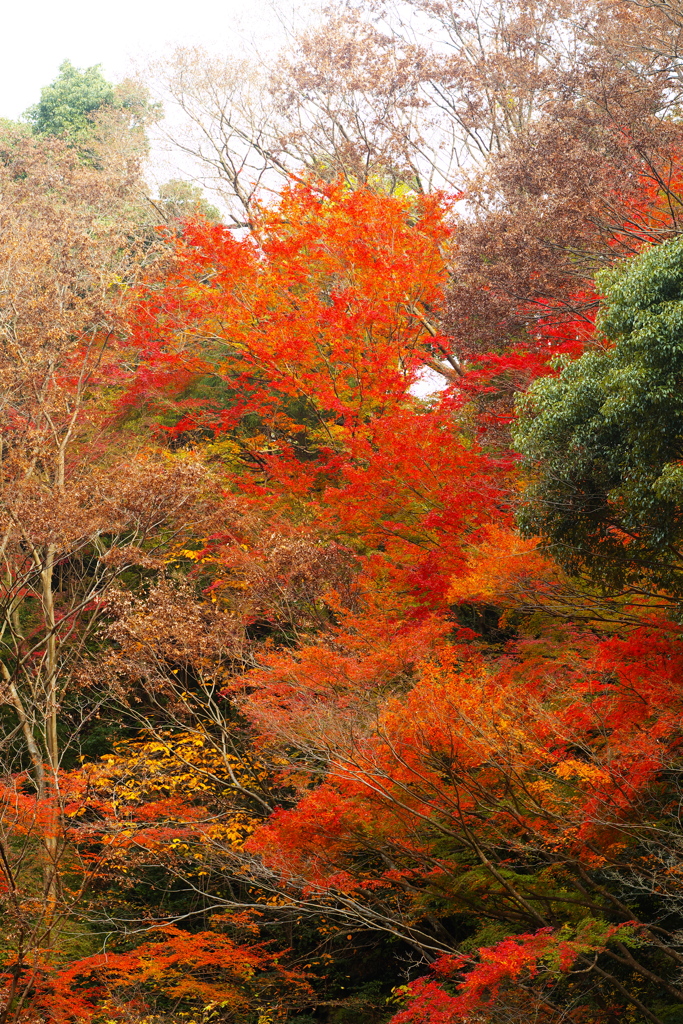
[25,59,115,142]
[515,236,683,601]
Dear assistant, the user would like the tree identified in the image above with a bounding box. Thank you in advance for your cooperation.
[0,131,211,1020]
[146,47,291,228]
[25,61,115,143]
[148,0,683,249]
[126,179,509,609]
[240,604,683,1022]
[514,233,683,602]
[155,178,222,223]
[149,0,611,220]
[24,61,159,176]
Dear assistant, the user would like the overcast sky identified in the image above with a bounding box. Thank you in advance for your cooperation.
[2,0,295,121]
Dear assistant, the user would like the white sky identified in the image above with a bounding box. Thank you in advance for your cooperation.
[2,0,296,121]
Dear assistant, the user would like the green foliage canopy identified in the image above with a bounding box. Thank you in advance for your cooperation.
[514,235,683,600]
[25,60,115,142]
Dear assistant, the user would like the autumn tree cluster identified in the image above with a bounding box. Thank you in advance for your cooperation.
[5,4,683,1023]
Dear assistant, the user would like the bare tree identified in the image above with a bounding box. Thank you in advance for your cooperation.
[147,0,606,218]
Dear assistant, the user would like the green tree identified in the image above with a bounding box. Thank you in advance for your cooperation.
[155,178,222,223]
[514,235,683,602]
[25,60,115,142]
[24,63,160,177]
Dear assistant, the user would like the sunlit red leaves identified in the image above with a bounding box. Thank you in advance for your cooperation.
[244,616,683,1001]
[388,922,636,1023]
[2,925,312,1023]
[127,181,453,441]
[125,181,515,616]
[447,523,559,613]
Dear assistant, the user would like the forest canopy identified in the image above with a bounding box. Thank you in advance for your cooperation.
[4,4,683,1024]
